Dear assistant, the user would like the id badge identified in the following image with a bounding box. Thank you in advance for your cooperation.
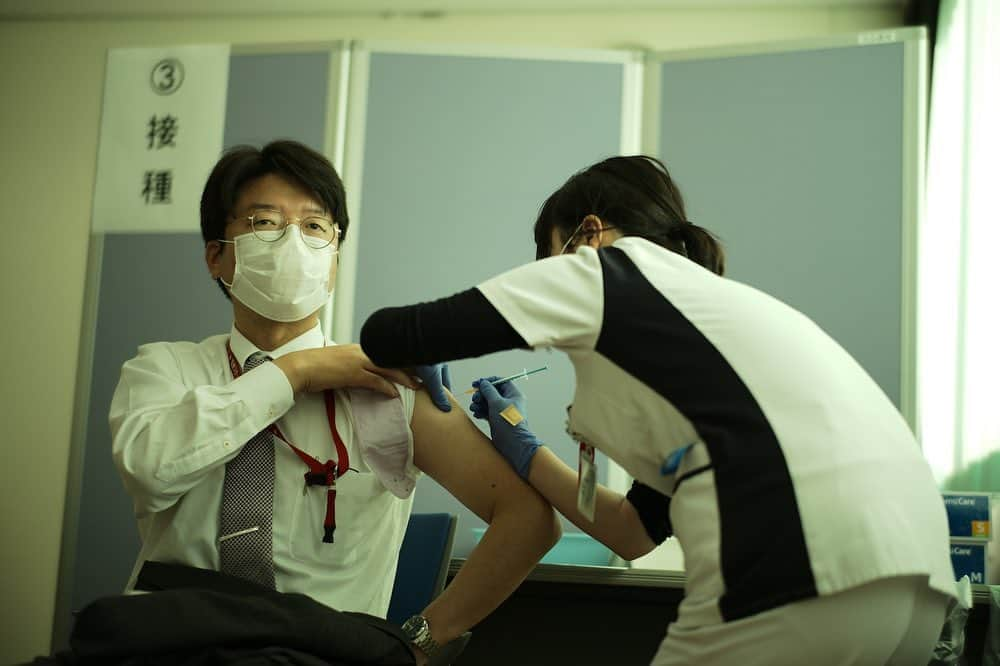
[577,442,597,523]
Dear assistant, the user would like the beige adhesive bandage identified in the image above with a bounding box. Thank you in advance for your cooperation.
[500,404,524,426]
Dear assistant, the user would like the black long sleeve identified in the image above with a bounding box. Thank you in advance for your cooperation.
[360,287,528,367]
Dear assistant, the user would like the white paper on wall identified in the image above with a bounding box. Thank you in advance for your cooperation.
[91,44,230,233]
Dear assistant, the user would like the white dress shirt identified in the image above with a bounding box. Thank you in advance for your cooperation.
[110,323,417,616]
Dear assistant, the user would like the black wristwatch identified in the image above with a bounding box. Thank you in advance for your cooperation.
[401,614,441,658]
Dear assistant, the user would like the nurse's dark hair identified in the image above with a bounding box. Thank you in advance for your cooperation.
[533,155,725,275]
[200,139,348,297]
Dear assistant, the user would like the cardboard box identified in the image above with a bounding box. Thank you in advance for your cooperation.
[942,492,992,539]
[950,540,989,584]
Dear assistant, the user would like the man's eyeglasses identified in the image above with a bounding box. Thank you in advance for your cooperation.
[231,210,341,250]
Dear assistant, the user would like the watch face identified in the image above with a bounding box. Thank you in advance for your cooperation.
[402,615,428,640]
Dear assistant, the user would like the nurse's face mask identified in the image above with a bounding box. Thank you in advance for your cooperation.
[220,209,340,323]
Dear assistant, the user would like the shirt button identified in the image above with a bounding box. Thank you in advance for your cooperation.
[224,441,232,448]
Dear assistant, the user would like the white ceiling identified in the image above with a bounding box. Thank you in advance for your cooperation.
[0,0,906,19]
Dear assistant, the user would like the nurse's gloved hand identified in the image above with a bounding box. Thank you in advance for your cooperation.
[414,363,452,412]
[471,376,540,479]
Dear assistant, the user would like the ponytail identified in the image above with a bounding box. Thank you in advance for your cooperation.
[534,155,726,276]
[671,223,726,276]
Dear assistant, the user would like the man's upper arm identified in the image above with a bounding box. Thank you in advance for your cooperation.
[409,388,534,523]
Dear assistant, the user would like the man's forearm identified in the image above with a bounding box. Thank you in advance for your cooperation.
[528,447,656,561]
[419,492,560,645]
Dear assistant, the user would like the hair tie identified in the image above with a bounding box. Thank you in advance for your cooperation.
[667,223,688,240]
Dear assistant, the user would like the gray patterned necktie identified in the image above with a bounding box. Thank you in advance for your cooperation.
[219,351,276,588]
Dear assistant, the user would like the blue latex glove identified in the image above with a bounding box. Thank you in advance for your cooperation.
[470,376,541,479]
[414,363,452,412]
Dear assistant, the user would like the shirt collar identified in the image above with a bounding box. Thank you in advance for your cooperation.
[229,322,327,368]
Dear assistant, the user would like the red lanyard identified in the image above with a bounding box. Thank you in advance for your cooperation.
[226,341,349,544]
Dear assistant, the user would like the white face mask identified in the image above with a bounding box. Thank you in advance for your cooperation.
[220,226,337,322]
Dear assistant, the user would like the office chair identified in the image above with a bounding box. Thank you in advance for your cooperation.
[387,513,458,625]
[388,513,471,664]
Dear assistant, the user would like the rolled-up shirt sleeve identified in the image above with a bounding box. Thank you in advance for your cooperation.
[110,342,294,516]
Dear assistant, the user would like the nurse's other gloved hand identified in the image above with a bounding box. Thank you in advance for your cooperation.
[471,376,540,479]
[414,363,452,412]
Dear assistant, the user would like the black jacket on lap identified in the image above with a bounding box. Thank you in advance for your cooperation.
[28,564,416,666]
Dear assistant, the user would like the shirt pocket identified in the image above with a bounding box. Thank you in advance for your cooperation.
[287,484,354,567]
[286,472,384,566]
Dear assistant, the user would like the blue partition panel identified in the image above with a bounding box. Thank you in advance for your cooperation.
[658,42,906,405]
[352,51,625,558]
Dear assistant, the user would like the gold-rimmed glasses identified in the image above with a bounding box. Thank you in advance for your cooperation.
[232,209,341,250]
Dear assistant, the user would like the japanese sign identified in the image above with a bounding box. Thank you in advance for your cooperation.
[91,45,229,232]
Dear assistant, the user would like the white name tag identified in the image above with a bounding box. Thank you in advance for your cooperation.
[577,442,597,522]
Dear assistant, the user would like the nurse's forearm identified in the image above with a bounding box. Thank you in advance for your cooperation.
[360,288,526,366]
[528,447,657,561]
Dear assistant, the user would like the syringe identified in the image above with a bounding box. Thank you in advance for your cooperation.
[463,366,549,394]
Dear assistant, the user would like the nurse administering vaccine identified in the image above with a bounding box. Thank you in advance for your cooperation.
[361,155,956,665]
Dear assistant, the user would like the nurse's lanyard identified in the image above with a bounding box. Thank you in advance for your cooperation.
[566,405,598,523]
[226,341,349,544]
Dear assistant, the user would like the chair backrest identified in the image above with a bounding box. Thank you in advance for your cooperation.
[386,513,458,625]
